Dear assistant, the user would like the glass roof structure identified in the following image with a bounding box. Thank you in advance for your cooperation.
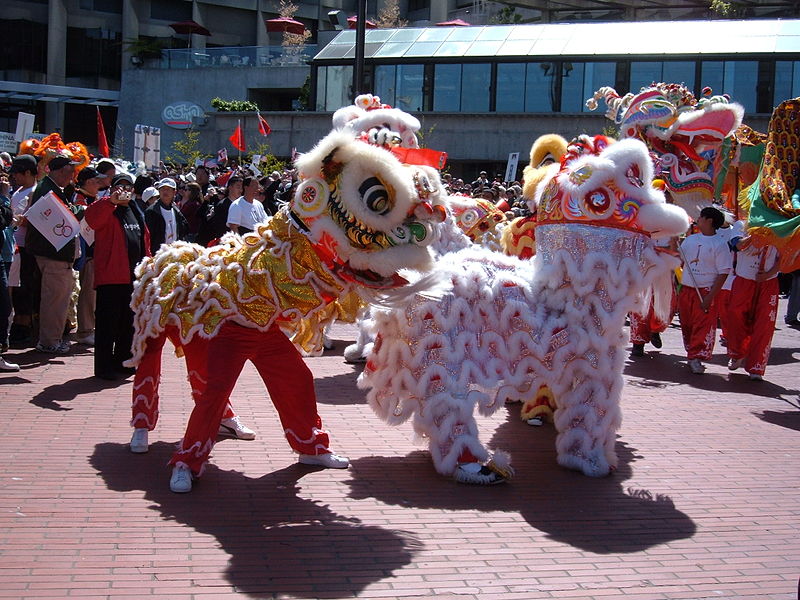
[314,19,800,61]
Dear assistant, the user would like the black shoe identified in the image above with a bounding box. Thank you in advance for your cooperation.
[785,318,800,327]
[650,332,662,349]
[118,366,137,376]
[631,343,645,357]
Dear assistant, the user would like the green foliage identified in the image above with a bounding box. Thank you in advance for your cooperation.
[211,97,260,112]
[297,75,311,111]
[243,141,287,173]
[123,37,167,59]
[601,124,619,139]
[165,127,208,166]
[416,123,437,149]
[709,0,743,17]
[490,6,523,25]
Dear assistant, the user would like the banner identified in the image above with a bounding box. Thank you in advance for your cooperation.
[14,112,35,143]
[505,152,520,184]
[24,191,80,251]
[133,124,161,170]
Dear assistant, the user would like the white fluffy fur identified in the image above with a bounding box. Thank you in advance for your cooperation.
[359,137,689,479]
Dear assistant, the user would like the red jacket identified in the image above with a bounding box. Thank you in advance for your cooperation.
[84,198,151,287]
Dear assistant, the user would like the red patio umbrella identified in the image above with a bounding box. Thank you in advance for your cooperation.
[169,20,211,37]
[435,19,470,26]
[347,15,377,29]
[265,17,306,36]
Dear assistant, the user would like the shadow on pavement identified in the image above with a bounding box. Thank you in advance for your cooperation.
[347,405,696,554]
[312,370,366,405]
[91,441,420,599]
[624,351,800,402]
[755,409,800,431]
[29,376,128,411]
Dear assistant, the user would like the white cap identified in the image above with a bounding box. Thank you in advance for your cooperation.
[156,177,177,189]
[142,187,158,203]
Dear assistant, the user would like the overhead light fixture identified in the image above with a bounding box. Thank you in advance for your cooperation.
[328,10,345,30]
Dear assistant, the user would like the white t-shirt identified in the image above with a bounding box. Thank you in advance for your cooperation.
[227,196,268,232]
[160,205,177,244]
[11,185,34,247]
[718,221,745,291]
[680,232,733,289]
[735,245,779,281]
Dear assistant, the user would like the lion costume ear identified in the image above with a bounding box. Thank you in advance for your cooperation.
[522,134,568,201]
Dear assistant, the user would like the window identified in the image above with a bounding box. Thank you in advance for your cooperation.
[79,0,122,12]
[561,62,617,113]
[525,62,555,113]
[496,64,524,112]
[701,61,758,113]
[774,61,800,106]
[630,61,695,93]
[434,64,461,111]
[66,27,122,80]
[461,64,491,112]
[374,65,396,106]
[396,65,424,113]
[150,0,192,22]
[316,65,353,111]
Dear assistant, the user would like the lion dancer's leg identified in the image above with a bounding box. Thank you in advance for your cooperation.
[413,392,512,485]
[129,325,248,454]
[553,354,623,477]
[168,322,348,493]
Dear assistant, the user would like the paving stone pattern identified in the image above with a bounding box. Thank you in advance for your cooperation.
[0,305,798,599]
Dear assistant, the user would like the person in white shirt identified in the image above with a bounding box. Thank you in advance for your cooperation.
[226,177,268,235]
[678,206,733,374]
[715,218,745,347]
[725,236,781,381]
[144,177,188,255]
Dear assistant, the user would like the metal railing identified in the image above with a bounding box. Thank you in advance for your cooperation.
[158,45,317,69]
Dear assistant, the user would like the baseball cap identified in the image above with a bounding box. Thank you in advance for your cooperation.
[9,154,38,174]
[48,154,81,171]
[111,173,134,187]
[142,187,158,203]
[156,178,177,189]
[77,167,108,185]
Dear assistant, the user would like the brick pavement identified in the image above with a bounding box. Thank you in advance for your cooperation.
[0,304,798,599]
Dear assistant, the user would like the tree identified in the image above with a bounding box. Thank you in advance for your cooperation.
[165,127,207,166]
[490,6,523,25]
[277,0,311,47]
[375,0,407,29]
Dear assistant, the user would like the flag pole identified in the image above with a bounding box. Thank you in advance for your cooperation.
[237,119,242,165]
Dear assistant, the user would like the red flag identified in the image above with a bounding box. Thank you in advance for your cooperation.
[96,106,110,158]
[229,124,246,152]
[257,112,271,136]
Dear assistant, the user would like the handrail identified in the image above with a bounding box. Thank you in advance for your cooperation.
[157,45,318,69]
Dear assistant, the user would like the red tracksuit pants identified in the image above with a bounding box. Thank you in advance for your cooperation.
[131,326,236,430]
[169,321,331,475]
[678,286,718,360]
[630,289,675,344]
[725,277,779,376]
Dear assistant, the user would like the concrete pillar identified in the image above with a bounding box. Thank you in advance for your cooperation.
[192,1,207,51]
[122,0,140,69]
[257,8,269,47]
[46,0,67,132]
[429,0,449,23]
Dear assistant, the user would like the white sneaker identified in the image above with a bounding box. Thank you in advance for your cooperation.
[688,358,706,374]
[526,416,544,427]
[727,357,743,371]
[130,428,149,453]
[218,416,256,440]
[0,357,20,372]
[77,334,95,346]
[298,452,350,469]
[169,465,193,493]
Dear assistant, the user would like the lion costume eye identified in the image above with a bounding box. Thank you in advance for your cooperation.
[359,177,393,215]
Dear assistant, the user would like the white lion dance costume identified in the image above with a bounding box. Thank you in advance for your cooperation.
[126,95,452,480]
[359,134,690,484]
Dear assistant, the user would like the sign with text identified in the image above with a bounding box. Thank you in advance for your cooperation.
[505,152,520,184]
[15,112,35,142]
[24,191,80,251]
[161,101,204,130]
[0,131,17,153]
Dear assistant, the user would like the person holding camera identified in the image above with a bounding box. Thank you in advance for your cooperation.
[84,173,150,380]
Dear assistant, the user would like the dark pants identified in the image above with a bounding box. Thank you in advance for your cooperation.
[94,283,134,376]
[0,261,10,347]
[11,247,41,342]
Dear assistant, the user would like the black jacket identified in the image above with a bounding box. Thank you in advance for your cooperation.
[144,200,189,255]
